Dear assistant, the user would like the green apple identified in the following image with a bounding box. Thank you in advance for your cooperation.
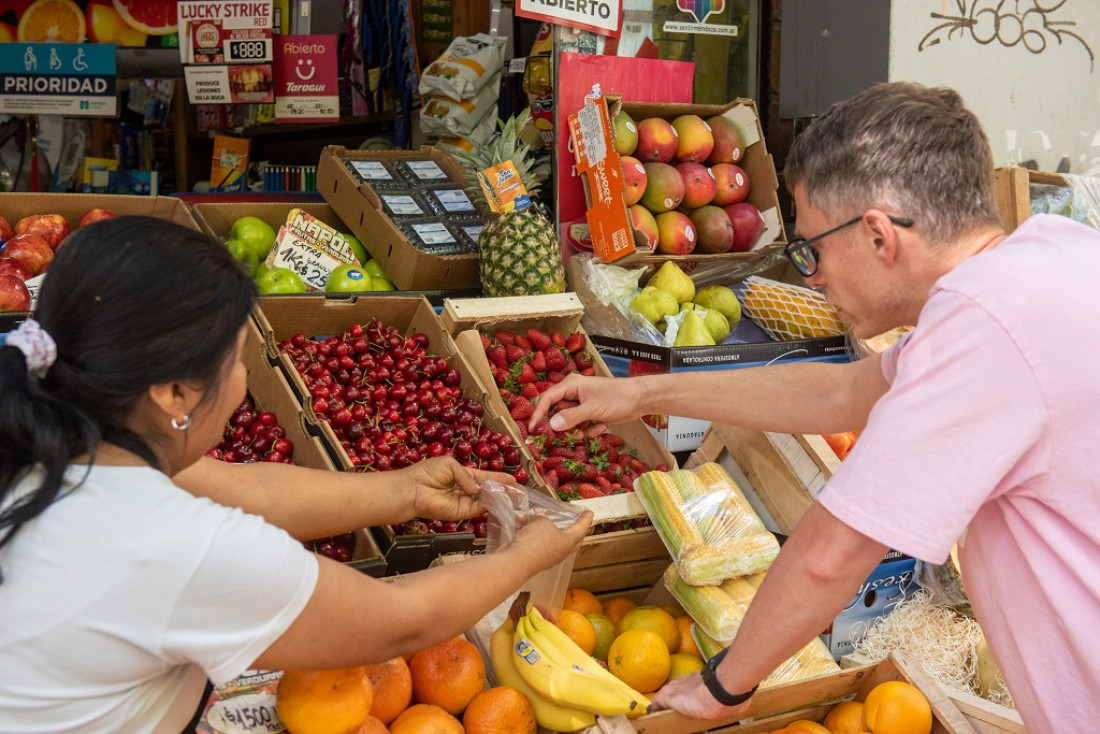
[343,233,369,265]
[371,277,396,291]
[325,264,372,293]
[230,216,277,261]
[362,258,390,282]
[225,237,259,277]
[255,266,307,295]
[254,261,272,282]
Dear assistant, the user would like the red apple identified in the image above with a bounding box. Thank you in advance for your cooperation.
[0,274,31,312]
[0,215,12,243]
[15,214,70,251]
[0,256,32,281]
[79,208,117,228]
[4,233,54,275]
[725,202,765,252]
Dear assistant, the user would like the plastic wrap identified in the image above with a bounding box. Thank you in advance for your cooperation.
[636,463,779,586]
[690,621,839,688]
[739,276,845,341]
[480,479,583,552]
[663,563,762,640]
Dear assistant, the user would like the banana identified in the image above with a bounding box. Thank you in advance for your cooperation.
[512,612,651,718]
[523,607,653,717]
[490,615,596,732]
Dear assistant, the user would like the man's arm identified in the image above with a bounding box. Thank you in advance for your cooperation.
[534,353,888,436]
[654,503,888,718]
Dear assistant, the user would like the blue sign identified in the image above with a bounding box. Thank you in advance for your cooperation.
[0,43,117,117]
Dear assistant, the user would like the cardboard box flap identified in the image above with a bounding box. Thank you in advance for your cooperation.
[442,293,584,334]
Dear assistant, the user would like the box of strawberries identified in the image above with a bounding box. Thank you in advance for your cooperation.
[443,293,678,593]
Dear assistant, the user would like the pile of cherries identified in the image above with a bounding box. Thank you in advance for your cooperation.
[208,396,296,464]
[276,319,516,537]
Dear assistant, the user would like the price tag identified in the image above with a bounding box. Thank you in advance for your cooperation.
[405,160,448,181]
[411,222,456,245]
[347,160,393,182]
[432,189,476,214]
[575,101,607,167]
[205,692,283,734]
[23,273,45,311]
[381,194,426,216]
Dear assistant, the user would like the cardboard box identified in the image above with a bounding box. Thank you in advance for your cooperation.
[993,166,1069,233]
[0,192,207,332]
[191,200,351,241]
[443,293,677,594]
[251,294,540,573]
[243,316,387,576]
[316,145,482,291]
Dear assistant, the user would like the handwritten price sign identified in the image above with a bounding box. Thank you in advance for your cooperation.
[266,227,345,291]
[205,692,283,734]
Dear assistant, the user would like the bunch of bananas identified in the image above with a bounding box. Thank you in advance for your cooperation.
[489,596,651,732]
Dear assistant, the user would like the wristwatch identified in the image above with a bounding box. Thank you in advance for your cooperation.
[700,648,759,707]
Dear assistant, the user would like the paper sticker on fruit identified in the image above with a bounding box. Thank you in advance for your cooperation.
[111,0,178,35]
[612,111,639,156]
[0,274,32,312]
[706,115,746,165]
[17,0,86,42]
[676,162,716,209]
[640,162,685,213]
[671,114,714,163]
[4,233,54,275]
[255,266,307,295]
[711,163,750,207]
[654,211,696,255]
[621,156,647,207]
[78,208,117,228]
[15,214,70,251]
[325,264,372,293]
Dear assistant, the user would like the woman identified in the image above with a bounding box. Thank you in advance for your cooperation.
[0,216,590,733]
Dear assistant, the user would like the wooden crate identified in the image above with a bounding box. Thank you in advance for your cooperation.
[993,166,1068,234]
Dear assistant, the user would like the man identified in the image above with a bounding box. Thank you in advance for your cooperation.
[530,82,1100,732]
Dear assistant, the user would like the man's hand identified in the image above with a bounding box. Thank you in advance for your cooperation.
[407,456,512,521]
[651,672,753,720]
[528,373,647,435]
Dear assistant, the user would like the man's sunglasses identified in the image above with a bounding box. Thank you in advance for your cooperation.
[784,214,914,277]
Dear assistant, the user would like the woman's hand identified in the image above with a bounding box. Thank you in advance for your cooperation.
[508,510,593,572]
[650,672,753,720]
[406,456,513,521]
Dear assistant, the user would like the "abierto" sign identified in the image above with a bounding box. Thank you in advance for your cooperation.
[515,0,622,37]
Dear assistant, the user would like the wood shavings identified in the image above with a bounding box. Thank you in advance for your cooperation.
[852,589,985,697]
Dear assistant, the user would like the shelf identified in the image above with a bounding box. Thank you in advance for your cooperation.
[190,113,398,140]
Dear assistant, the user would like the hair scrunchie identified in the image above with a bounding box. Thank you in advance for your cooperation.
[5,318,57,378]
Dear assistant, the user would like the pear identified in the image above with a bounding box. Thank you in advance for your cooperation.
[700,307,731,343]
[631,286,679,325]
[694,285,742,329]
[674,310,717,347]
[648,260,696,304]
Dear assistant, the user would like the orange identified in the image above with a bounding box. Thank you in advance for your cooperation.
[786,721,832,734]
[824,701,868,733]
[556,609,597,656]
[601,597,637,627]
[862,681,932,734]
[585,613,617,662]
[666,652,704,683]
[389,703,464,734]
[607,629,671,694]
[17,0,85,42]
[110,0,178,35]
[350,716,391,734]
[365,656,413,725]
[462,686,536,734]
[275,667,373,734]
[562,588,603,616]
[675,616,701,658]
[617,606,680,653]
[86,0,145,44]
[409,637,486,716]
[660,604,686,618]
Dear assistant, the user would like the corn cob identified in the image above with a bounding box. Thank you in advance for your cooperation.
[663,564,750,641]
[691,623,839,688]
[741,276,845,341]
[635,471,705,559]
[695,463,767,535]
[680,533,779,586]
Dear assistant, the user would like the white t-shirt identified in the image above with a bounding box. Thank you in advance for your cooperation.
[0,463,319,733]
[820,215,1100,732]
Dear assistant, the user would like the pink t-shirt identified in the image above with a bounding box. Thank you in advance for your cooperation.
[819,214,1100,731]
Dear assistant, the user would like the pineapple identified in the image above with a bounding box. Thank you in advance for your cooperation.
[452,110,566,297]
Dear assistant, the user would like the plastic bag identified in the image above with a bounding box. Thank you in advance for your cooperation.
[480,478,583,552]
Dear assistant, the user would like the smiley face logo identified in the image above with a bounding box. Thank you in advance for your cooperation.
[295,58,316,81]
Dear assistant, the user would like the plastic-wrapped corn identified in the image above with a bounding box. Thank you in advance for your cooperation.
[691,623,840,688]
[637,463,780,586]
[664,563,764,641]
[741,276,845,341]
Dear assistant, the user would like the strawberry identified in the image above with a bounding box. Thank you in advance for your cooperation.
[509,397,535,421]
[574,351,594,370]
[549,446,575,458]
[565,333,586,353]
[478,333,491,350]
[554,400,580,414]
[577,483,604,499]
[595,476,612,489]
[655,463,671,472]
[527,329,552,351]
[493,368,509,387]
[544,348,567,372]
[577,463,599,482]
[487,345,508,369]
[605,434,624,448]
[520,382,541,400]
[581,367,595,376]
[529,351,547,373]
[516,363,537,384]
[572,448,588,463]
[556,487,580,502]
[546,371,567,384]
[551,332,567,348]
[628,457,650,474]
[506,345,527,364]
[515,335,532,349]
[494,331,515,347]
[544,457,575,480]
[535,380,554,393]
[543,469,560,489]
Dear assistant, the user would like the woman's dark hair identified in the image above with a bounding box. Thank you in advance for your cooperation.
[0,216,256,575]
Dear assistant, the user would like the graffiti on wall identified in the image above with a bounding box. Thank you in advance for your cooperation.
[919,0,1094,72]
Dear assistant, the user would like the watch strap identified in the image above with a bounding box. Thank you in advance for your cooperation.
[701,648,759,707]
